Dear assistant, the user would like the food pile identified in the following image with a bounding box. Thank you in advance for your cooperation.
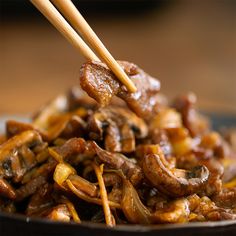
[0,61,236,226]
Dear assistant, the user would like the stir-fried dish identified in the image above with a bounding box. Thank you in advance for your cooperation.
[0,61,236,226]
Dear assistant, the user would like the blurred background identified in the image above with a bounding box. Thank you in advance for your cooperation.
[1,0,236,115]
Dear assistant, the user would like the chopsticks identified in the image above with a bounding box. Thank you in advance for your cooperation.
[30,0,137,93]
[30,0,99,61]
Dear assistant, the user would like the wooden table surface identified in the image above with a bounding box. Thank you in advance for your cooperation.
[1,1,236,115]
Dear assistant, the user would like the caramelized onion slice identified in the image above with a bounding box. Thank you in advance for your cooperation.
[121,178,151,224]
[53,163,76,186]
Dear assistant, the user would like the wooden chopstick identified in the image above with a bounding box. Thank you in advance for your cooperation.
[52,0,137,93]
[31,0,137,93]
[30,0,99,61]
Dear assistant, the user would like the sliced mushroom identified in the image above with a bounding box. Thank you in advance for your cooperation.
[92,142,143,186]
[121,178,151,224]
[177,143,224,196]
[87,106,148,153]
[21,157,57,185]
[0,130,46,182]
[199,158,223,196]
[15,157,57,202]
[52,138,95,166]
[143,146,209,197]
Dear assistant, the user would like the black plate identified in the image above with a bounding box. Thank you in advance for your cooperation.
[1,211,236,236]
[0,113,236,236]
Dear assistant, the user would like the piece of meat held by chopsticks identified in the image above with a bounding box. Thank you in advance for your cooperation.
[80,61,161,119]
[30,0,137,93]
[1,0,235,228]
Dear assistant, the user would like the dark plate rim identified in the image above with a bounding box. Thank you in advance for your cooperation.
[1,211,236,232]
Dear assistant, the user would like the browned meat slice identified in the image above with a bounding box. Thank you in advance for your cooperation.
[80,61,120,106]
[88,106,148,152]
[80,61,160,119]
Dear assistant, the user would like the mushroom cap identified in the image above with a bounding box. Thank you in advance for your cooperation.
[143,153,209,197]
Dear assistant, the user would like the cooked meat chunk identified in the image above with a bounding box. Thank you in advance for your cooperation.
[80,61,160,119]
